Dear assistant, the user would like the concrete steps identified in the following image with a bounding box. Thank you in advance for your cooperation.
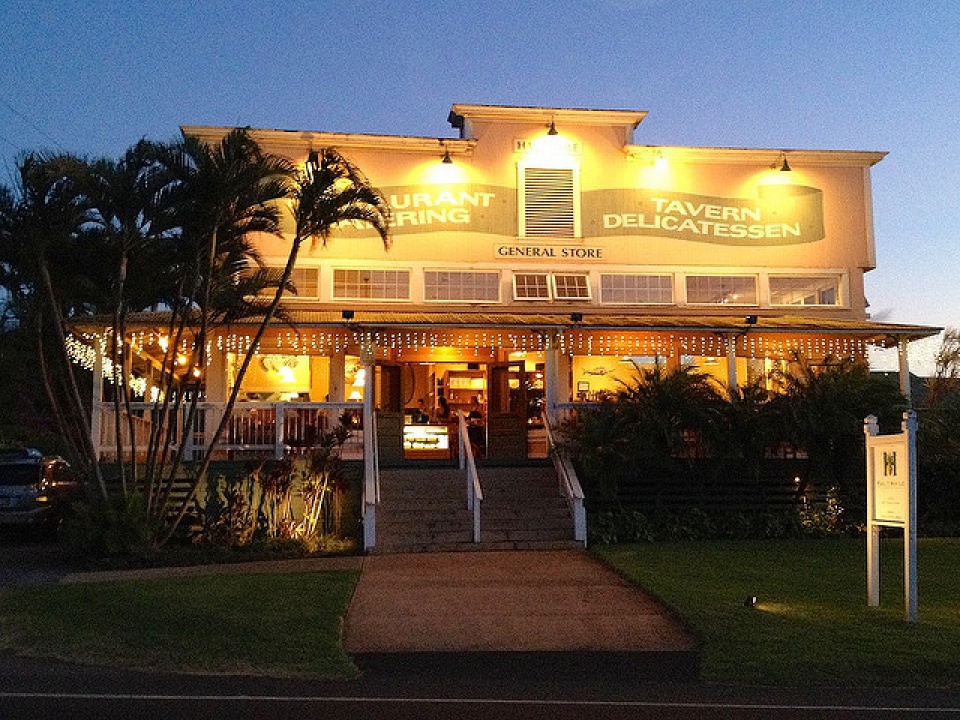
[374,467,473,553]
[373,464,578,553]
[479,466,575,545]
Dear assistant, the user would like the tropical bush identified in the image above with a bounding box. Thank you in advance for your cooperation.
[565,356,909,534]
[195,427,354,551]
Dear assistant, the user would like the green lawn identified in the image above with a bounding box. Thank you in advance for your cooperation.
[596,537,960,688]
[0,570,359,677]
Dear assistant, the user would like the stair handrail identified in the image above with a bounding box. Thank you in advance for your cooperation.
[362,408,380,550]
[458,411,482,543]
[542,410,587,545]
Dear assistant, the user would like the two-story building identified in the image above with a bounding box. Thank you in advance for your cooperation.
[77,104,937,548]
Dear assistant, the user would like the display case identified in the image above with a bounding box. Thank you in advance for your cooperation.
[403,424,450,458]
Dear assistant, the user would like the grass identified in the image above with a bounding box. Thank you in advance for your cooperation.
[0,570,359,677]
[596,537,960,688]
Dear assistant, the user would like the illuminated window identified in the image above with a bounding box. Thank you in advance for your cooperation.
[551,273,591,300]
[243,266,319,299]
[600,274,673,304]
[769,276,840,306]
[519,167,579,238]
[424,270,501,302]
[513,273,551,300]
[333,268,410,300]
[685,275,757,305]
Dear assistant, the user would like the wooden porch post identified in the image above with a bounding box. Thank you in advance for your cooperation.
[328,351,346,403]
[898,337,912,406]
[90,344,103,460]
[726,332,739,396]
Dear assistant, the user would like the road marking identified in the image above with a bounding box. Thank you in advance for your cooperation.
[1,692,959,713]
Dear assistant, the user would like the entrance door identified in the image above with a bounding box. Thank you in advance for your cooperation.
[375,363,404,464]
[486,361,527,462]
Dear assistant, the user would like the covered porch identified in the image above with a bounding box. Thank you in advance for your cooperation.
[75,310,938,464]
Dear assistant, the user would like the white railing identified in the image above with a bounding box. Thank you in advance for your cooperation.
[362,409,380,551]
[458,412,483,543]
[543,410,587,546]
[95,401,366,462]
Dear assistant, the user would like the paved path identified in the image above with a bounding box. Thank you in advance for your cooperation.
[343,549,698,678]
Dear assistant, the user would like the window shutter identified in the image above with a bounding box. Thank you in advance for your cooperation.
[523,168,576,238]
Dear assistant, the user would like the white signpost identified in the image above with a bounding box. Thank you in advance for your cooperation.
[864,411,918,624]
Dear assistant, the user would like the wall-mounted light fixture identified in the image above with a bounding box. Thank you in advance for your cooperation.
[439,139,452,164]
[779,152,792,172]
[547,120,559,136]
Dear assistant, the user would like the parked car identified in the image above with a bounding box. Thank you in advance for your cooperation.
[0,448,83,533]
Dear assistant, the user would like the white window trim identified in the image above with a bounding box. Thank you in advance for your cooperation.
[550,273,592,301]
[766,273,845,308]
[422,269,502,304]
[512,272,553,301]
[598,272,674,306]
[682,274,759,307]
[331,267,412,303]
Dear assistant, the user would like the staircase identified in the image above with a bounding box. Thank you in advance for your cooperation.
[373,463,580,553]
[374,466,474,553]
[479,465,579,549]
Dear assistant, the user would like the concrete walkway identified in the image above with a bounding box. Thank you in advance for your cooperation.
[343,549,699,679]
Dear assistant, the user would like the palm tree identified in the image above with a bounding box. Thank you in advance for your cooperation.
[0,154,110,498]
[161,146,391,543]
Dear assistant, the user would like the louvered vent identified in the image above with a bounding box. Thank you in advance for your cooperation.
[523,167,576,238]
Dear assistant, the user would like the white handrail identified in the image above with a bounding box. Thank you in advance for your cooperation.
[363,409,379,550]
[543,411,587,545]
[458,411,482,543]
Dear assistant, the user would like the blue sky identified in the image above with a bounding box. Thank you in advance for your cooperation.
[1,0,957,372]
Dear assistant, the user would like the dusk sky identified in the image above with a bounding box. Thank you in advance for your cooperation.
[2,1,957,373]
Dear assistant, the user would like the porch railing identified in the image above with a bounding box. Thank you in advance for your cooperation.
[543,410,587,546]
[95,401,366,462]
[458,411,482,543]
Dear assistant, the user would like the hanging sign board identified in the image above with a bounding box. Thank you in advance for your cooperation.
[864,412,918,624]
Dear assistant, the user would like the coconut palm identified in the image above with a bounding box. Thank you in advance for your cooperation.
[161,146,391,543]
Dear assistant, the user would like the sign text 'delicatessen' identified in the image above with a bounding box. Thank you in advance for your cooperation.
[335,184,825,246]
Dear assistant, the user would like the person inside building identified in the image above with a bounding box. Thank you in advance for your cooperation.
[466,395,484,459]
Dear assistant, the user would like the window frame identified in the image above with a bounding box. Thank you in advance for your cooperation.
[768,274,843,307]
[684,274,758,306]
[512,272,552,301]
[599,273,674,305]
[332,267,411,302]
[423,269,502,304]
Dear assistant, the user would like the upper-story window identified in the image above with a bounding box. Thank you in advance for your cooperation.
[551,273,591,300]
[685,275,757,305]
[519,166,580,238]
[513,272,591,301]
[333,268,410,300]
[769,275,841,306]
[513,273,551,300]
[424,270,501,302]
[600,274,673,304]
[243,265,320,299]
